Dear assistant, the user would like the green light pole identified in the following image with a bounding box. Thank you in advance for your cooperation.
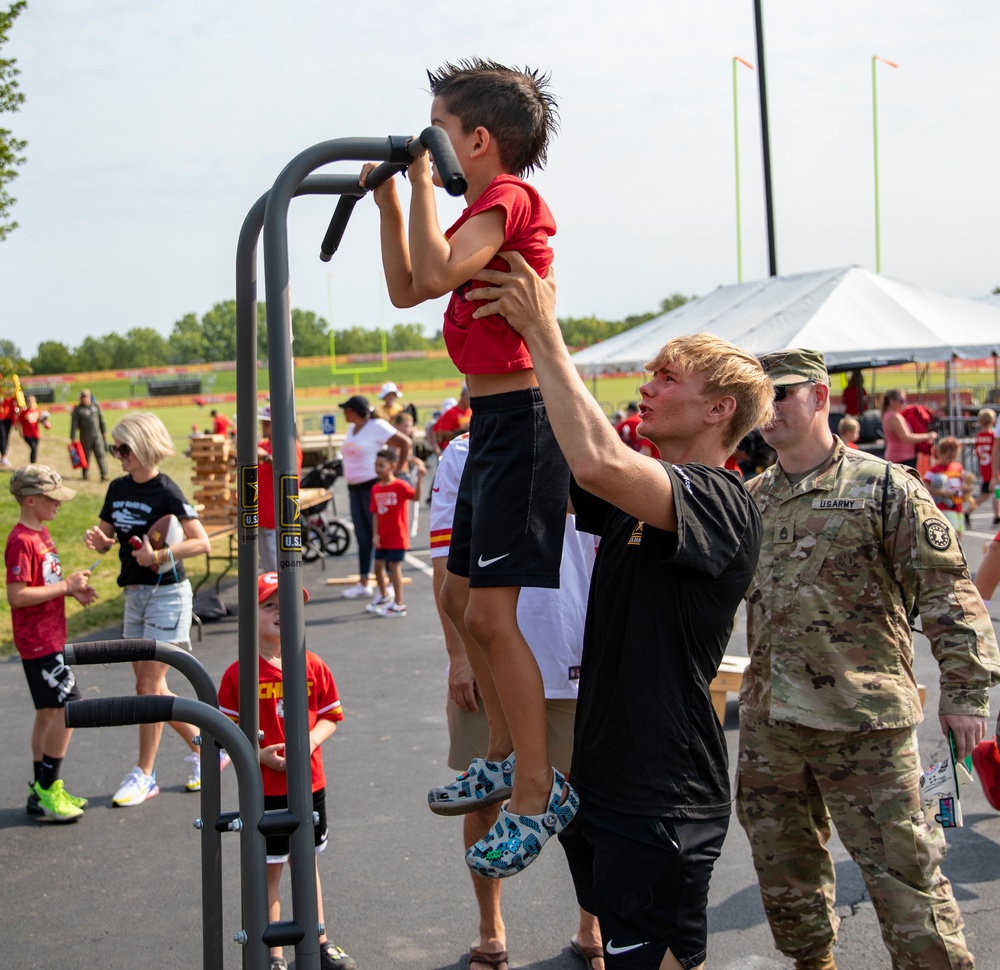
[733,56,754,283]
[872,54,897,273]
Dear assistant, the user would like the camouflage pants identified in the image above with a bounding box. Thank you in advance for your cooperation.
[735,712,972,969]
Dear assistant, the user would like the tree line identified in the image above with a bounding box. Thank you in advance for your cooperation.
[1,293,692,382]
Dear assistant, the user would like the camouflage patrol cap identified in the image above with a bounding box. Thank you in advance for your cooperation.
[759,348,830,386]
[10,464,77,501]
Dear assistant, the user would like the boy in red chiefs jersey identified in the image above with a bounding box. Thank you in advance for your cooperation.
[368,448,415,618]
[218,574,355,970]
[6,465,97,822]
[362,58,575,876]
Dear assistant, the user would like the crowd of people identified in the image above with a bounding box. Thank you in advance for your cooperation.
[6,55,1000,970]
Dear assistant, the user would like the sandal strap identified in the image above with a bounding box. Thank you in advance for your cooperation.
[469,947,509,968]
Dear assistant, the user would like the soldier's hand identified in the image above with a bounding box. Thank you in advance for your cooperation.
[940,713,987,762]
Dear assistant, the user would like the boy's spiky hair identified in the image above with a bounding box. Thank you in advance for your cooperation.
[427,57,559,177]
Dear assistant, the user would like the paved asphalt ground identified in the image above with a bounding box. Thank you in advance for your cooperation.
[3,477,1000,970]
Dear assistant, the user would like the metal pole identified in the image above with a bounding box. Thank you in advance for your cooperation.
[733,56,754,283]
[872,55,898,274]
[261,138,400,970]
[753,0,777,276]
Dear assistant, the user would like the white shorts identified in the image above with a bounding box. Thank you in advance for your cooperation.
[123,580,194,648]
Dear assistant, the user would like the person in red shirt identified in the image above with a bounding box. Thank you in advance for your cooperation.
[217,573,355,970]
[362,60,575,866]
[924,436,967,533]
[433,386,472,451]
[369,448,416,618]
[17,395,52,464]
[6,465,97,821]
[210,409,234,438]
[974,408,996,517]
[257,406,303,574]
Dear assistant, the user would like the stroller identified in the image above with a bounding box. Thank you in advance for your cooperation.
[299,457,351,562]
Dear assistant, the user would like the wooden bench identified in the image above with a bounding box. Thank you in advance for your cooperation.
[710,655,926,724]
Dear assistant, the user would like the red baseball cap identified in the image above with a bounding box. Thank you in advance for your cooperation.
[257,572,310,605]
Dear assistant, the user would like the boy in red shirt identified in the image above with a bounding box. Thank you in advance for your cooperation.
[17,394,51,464]
[924,436,967,533]
[217,573,355,970]
[5,465,97,821]
[362,58,576,875]
[974,408,997,521]
[369,447,415,618]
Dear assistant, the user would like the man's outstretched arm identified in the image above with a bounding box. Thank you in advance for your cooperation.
[467,252,676,532]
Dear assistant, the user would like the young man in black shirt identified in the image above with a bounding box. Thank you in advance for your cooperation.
[465,256,775,970]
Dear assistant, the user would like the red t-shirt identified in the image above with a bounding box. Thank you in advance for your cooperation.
[218,651,343,797]
[434,405,472,450]
[18,407,43,440]
[258,440,303,530]
[974,430,994,480]
[212,414,234,436]
[443,175,555,374]
[370,479,416,551]
[5,523,67,660]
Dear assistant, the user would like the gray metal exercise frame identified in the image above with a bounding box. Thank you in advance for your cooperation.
[63,639,228,968]
[235,137,443,970]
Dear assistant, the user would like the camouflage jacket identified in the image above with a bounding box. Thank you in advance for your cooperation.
[743,438,999,731]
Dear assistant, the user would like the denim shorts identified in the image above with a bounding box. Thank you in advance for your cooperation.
[123,579,194,647]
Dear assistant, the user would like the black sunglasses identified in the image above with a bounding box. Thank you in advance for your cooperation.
[109,442,131,459]
[773,380,815,402]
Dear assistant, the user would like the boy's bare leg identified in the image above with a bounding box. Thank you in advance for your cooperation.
[573,909,604,970]
[389,561,405,606]
[440,571,512,758]
[267,861,284,960]
[32,708,73,761]
[464,804,507,968]
[464,585,552,817]
[373,561,388,599]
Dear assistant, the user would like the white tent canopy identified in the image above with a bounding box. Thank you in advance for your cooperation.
[570,266,1000,373]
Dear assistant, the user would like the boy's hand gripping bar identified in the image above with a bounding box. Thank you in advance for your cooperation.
[319,127,467,261]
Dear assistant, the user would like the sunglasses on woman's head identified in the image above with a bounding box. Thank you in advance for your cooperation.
[773,380,815,402]
[109,443,131,459]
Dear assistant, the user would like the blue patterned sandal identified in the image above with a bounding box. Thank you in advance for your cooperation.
[465,767,579,878]
[427,754,515,816]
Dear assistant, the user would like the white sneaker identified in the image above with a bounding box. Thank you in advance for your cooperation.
[366,591,395,614]
[112,767,159,807]
[184,752,201,792]
[378,603,407,618]
[342,582,373,599]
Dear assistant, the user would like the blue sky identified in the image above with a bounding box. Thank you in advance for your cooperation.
[2,1,998,358]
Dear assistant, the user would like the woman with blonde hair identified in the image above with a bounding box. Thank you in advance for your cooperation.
[85,412,213,806]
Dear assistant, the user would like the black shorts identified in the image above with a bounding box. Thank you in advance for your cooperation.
[559,802,729,970]
[374,548,405,563]
[447,387,569,588]
[263,787,328,863]
[22,652,81,709]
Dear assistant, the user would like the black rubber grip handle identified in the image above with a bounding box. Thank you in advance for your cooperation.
[65,639,157,664]
[65,695,175,729]
[319,195,361,263]
[419,126,467,196]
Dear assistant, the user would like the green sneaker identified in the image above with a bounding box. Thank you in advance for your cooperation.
[50,779,89,809]
[32,780,84,822]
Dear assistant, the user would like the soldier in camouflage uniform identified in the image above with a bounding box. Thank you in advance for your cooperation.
[736,349,1000,970]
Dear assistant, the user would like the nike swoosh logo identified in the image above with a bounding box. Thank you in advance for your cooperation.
[606,941,648,955]
[477,553,510,567]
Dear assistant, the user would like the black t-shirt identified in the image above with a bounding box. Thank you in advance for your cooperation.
[99,474,198,587]
[570,463,761,819]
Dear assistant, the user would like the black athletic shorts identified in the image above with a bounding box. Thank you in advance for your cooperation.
[263,787,328,863]
[447,387,569,588]
[22,652,81,710]
[559,802,729,970]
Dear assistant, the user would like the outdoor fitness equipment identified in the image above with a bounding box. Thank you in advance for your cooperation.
[231,128,466,970]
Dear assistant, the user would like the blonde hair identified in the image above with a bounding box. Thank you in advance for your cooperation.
[644,333,775,450]
[979,408,996,429]
[838,416,860,438]
[112,412,176,470]
[935,436,960,459]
